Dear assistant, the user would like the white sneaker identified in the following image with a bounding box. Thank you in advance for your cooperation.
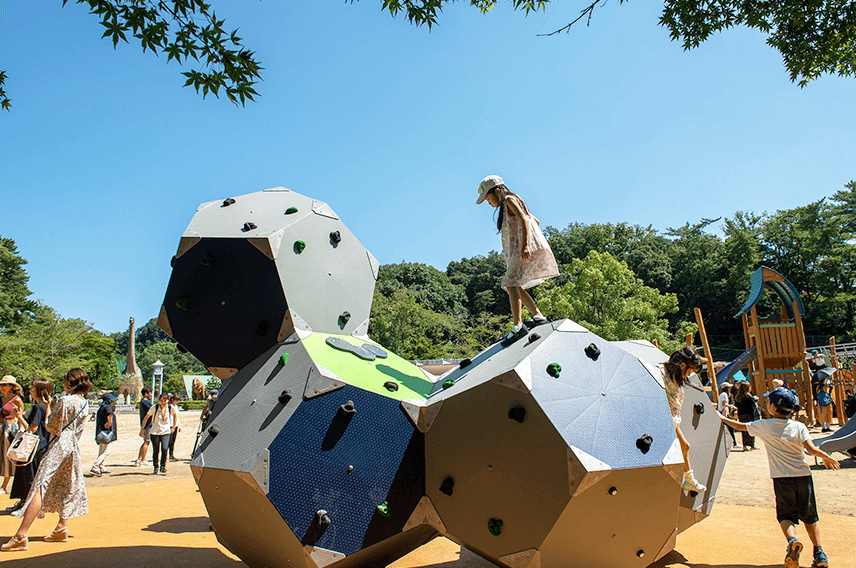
[681,470,707,493]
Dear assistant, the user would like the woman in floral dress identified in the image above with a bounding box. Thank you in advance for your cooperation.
[2,368,91,552]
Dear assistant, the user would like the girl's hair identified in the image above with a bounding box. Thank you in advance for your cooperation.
[32,378,53,407]
[664,346,702,387]
[734,381,751,403]
[65,368,92,395]
[488,184,531,233]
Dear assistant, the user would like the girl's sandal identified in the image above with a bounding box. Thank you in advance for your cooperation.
[1,535,28,551]
[44,527,69,543]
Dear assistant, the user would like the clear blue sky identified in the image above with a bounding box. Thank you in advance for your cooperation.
[1,0,854,335]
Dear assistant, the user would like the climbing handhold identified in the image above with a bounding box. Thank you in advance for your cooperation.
[280,353,289,366]
[347,465,354,473]
[285,206,298,214]
[293,240,306,254]
[222,198,236,207]
[243,222,257,231]
[383,381,399,392]
[636,434,653,454]
[376,501,391,517]
[508,405,526,424]
[528,333,541,343]
[546,363,562,378]
[201,253,215,267]
[338,311,351,326]
[585,343,601,361]
[255,321,268,337]
[694,402,705,415]
[314,510,331,527]
[362,343,388,358]
[170,255,176,268]
[442,380,455,390]
[608,486,618,496]
[439,477,454,496]
[459,358,472,369]
[637,550,645,558]
[176,297,190,311]
[339,400,356,415]
[329,230,342,244]
[487,518,503,536]
[278,390,292,405]
[208,425,220,438]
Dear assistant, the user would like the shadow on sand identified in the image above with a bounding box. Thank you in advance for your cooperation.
[143,516,211,534]
[0,545,241,567]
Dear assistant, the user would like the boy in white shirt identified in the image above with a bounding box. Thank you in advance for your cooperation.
[718,387,839,568]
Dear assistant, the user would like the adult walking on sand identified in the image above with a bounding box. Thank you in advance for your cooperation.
[142,392,178,475]
[134,386,153,467]
[7,379,52,513]
[1,368,91,552]
[90,393,118,476]
[1,375,26,496]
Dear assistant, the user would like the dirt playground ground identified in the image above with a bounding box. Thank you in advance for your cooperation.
[1,411,854,567]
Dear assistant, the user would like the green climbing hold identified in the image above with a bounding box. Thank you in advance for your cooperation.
[442,380,455,390]
[285,207,298,214]
[176,298,190,311]
[294,240,306,254]
[488,518,503,536]
[546,363,562,378]
[376,501,391,517]
[280,353,289,366]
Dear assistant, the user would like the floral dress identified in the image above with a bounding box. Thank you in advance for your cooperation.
[14,394,89,519]
[500,195,559,291]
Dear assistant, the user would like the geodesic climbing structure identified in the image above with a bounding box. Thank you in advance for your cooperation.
[159,187,729,568]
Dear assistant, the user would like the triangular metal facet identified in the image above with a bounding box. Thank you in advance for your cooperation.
[157,304,173,338]
[311,200,339,220]
[499,549,541,568]
[176,234,201,258]
[242,449,270,495]
[552,319,589,333]
[403,496,447,533]
[303,364,346,399]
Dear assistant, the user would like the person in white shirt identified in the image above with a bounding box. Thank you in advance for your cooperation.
[141,393,177,475]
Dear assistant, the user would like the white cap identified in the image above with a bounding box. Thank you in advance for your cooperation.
[476,175,504,204]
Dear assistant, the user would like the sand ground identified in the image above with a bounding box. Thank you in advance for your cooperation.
[1,412,854,567]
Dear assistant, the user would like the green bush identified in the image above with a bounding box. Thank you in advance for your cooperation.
[177,400,206,411]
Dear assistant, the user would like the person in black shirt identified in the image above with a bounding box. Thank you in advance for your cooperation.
[134,387,153,467]
[90,393,117,476]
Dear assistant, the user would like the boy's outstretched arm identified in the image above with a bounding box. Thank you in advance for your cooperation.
[716,410,749,431]
[803,439,841,470]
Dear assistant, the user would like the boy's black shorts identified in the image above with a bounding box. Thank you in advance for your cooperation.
[773,476,819,525]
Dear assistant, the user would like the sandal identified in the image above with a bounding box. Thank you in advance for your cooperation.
[1,535,28,552]
[44,527,69,543]
[523,315,549,328]
[89,467,102,477]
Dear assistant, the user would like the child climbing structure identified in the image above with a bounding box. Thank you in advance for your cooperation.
[735,267,814,423]
[158,187,730,568]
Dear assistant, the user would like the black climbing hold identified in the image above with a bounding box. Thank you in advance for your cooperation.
[636,550,645,558]
[278,390,292,405]
[314,510,331,527]
[293,240,306,253]
[208,425,219,438]
[636,434,653,454]
[694,402,705,415]
[243,222,257,231]
[255,321,268,337]
[222,198,236,207]
[176,297,190,311]
[528,333,541,343]
[338,311,351,327]
[585,343,601,361]
[201,253,215,267]
[439,477,454,496]
[383,381,399,392]
[170,255,176,268]
[546,363,562,378]
[280,353,289,366]
[608,486,618,496]
[459,358,472,369]
[487,518,503,537]
[442,380,455,390]
[285,206,298,214]
[508,405,526,424]
[376,501,391,517]
[339,400,356,415]
[329,230,342,244]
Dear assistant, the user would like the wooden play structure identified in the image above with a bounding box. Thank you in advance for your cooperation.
[734,267,814,422]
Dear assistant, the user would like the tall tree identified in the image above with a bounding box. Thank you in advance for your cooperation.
[0,237,37,329]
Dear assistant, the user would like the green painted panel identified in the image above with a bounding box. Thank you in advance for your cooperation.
[301,333,434,400]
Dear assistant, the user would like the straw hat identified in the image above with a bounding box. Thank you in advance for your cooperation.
[0,375,23,395]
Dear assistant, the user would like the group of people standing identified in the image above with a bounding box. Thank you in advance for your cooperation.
[718,379,762,450]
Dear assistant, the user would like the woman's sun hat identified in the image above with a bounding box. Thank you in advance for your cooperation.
[0,375,23,395]
[476,175,504,204]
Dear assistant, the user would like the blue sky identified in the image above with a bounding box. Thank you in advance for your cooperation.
[1,0,854,335]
